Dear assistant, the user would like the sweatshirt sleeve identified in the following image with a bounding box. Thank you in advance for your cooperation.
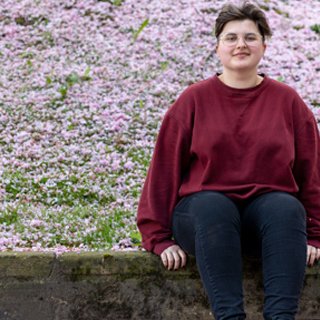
[293,115,320,249]
[137,112,192,256]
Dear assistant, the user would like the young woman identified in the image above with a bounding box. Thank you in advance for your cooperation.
[137,2,320,319]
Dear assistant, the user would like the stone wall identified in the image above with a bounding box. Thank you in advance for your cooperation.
[0,251,319,320]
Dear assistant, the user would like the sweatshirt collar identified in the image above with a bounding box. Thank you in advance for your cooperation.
[212,73,271,96]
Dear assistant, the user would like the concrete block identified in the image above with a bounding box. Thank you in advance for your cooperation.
[0,251,319,320]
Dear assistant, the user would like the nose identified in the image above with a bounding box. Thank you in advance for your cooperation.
[236,35,247,47]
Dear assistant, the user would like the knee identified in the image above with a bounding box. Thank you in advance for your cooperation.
[190,191,241,226]
[256,192,306,232]
[268,192,305,223]
[186,192,242,246]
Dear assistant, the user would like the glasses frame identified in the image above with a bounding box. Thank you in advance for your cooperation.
[219,32,264,47]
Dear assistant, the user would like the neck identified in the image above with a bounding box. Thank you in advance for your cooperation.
[219,70,262,89]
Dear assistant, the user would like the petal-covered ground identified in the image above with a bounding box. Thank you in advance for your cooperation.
[0,0,319,255]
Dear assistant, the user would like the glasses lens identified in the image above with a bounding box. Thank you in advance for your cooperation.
[244,33,260,46]
[222,34,238,46]
[221,33,261,46]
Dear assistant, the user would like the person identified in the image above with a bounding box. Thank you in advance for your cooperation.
[137,2,320,319]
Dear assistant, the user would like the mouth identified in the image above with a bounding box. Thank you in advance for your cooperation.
[234,52,250,58]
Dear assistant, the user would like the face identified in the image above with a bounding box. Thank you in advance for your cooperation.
[215,19,266,74]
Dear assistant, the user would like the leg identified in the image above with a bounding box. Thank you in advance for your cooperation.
[171,191,246,320]
[242,192,307,320]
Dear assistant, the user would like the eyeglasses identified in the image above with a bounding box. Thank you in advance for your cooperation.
[219,32,263,47]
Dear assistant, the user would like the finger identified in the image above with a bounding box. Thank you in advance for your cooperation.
[308,247,316,266]
[172,250,181,270]
[167,251,175,270]
[161,252,168,267]
[316,249,320,262]
[307,245,312,266]
[178,249,187,268]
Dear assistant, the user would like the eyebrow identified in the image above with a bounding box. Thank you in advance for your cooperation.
[224,32,257,35]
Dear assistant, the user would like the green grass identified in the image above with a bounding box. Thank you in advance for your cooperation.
[0,203,138,250]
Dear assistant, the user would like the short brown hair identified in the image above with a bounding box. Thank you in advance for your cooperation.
[215,2,272,43]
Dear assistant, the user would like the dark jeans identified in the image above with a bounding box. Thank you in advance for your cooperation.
[171,191,307,320]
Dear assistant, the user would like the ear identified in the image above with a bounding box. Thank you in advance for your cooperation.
[263,43,267,55]
[216,45,220,57]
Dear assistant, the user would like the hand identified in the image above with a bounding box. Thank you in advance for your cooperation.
[160,244,187,270]
[307,245,320,266]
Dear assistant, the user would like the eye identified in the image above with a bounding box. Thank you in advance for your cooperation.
[224,34,237,41]
[244,34,259,42]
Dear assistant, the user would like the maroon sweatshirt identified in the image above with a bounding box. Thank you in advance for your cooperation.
[137,74,320,255]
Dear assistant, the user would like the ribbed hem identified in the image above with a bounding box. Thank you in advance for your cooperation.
[152,240,177,256]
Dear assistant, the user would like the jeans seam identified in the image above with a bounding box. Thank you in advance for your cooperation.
[195,212,223,319]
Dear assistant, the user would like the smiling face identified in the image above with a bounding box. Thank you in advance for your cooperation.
[216,19,266,75]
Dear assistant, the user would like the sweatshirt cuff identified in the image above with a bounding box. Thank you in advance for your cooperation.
[153,239,177,256]
[307,239,320,249]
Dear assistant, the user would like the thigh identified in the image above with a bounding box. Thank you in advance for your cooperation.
[241,191,307,264]
[242,191,306,235]
[171,190,241,255]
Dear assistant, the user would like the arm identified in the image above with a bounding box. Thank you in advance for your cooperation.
[293,116,320,265]
[137,112,191,256]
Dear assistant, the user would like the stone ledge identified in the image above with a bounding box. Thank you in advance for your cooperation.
[0,251,319,320]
